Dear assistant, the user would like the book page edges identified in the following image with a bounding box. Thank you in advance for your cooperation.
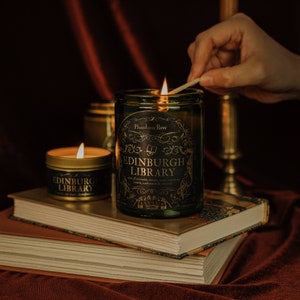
[10,188,269,258]
[1,208,202,259]
[0,234,247,285]
[8,187,269,235]
[10,204,262,259]
[0,265,125,283]
[210,233,247,284]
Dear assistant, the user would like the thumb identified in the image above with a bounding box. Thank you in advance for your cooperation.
[199,63,262,88]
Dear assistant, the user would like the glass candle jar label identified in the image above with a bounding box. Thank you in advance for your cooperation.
[115,89,204,218]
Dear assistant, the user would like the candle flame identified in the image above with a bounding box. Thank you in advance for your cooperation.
[160,77,168,95]
[76,142,85,158]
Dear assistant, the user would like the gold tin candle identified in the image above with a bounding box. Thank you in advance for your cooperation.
[115,88,204,218]
[46,145,112,201]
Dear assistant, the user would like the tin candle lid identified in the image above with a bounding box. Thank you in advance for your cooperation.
[46,146,112,170]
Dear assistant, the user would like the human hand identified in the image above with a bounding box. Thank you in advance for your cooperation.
[187,13,300,103]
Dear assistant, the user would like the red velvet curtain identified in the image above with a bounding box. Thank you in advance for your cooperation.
[65,0,221,98]
[2,0,299,199]
[0,0,299,196]
[1,1,300,298]
[64,0,160,98]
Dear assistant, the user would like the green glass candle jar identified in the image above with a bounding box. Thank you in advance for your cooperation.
[115,88,204,218]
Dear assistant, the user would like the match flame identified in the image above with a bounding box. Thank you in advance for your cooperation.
[76,142,85,158]
[160,77,168,95]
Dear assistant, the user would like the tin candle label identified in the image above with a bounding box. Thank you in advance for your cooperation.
[47,169,109,198]
[46,145,112,201]
[118,111,196,211]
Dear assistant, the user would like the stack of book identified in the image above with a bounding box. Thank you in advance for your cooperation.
[0,187,269,284]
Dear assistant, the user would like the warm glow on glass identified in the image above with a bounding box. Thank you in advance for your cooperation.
[160,77,168,95]
[76,142,85,158]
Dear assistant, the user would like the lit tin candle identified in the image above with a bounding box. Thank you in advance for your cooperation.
[46,143,112,201]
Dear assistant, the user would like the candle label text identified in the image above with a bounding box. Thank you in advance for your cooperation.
[47,169,111,199]
[117,111,197,211]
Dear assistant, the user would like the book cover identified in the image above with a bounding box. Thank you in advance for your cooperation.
[9,187,269,258]
[0,207,246,284]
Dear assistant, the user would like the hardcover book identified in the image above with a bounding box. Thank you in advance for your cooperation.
[9,187,269,258]
[0,207,246,284]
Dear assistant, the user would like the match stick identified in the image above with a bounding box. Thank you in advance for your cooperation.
[168,77,201,95]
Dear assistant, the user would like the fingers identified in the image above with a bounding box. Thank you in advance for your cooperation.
[187,34,240,81]
[187,13,300,103]
[199,60,264,89]
[187,13,250,81]
[187,37,211,81]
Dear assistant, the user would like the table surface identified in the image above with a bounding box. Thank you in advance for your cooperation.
[1,188,300,300]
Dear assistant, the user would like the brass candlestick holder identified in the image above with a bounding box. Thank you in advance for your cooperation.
[219,94,242,195]
[218,0,242,195]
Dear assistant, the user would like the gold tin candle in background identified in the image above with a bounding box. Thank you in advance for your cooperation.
[84,101,115,152]
[115,88,204,218]
[46,145,112,201]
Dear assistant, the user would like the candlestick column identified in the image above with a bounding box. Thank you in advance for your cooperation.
[218,0,242,195]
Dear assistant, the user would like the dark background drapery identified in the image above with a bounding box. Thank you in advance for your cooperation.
[1,0,300,205]
[1,1,300,299]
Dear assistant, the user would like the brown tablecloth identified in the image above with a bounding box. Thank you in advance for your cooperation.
[1,188,299,299]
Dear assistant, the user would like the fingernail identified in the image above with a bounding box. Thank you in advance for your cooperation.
[187,74,193,82]
[199,75,214,86]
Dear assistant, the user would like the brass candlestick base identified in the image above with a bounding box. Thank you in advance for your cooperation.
[219,159,243,195]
